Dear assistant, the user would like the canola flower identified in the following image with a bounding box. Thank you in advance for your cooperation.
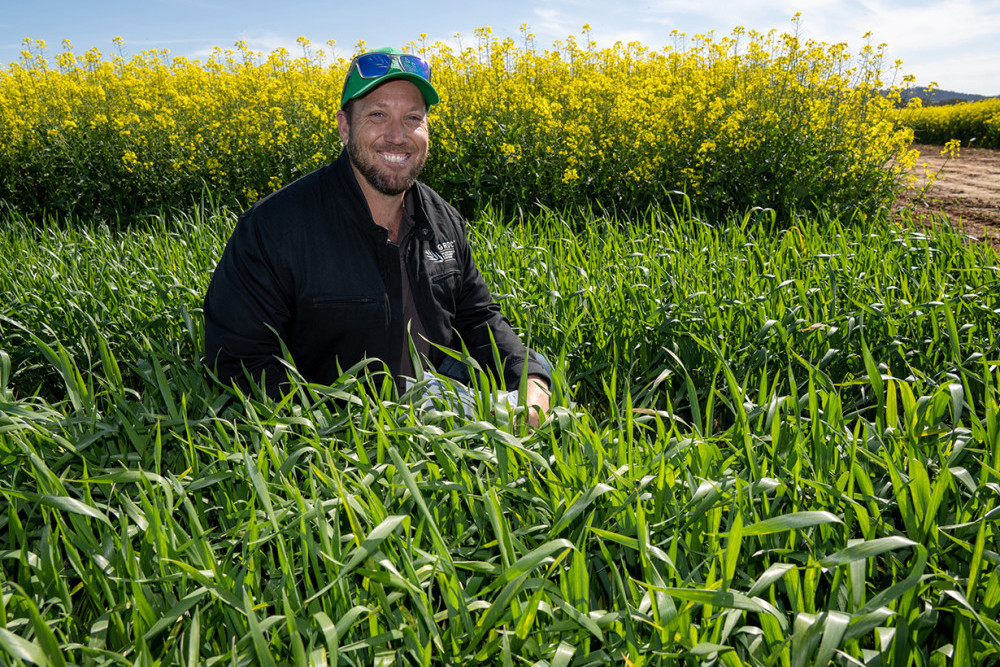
[0,21,916,222]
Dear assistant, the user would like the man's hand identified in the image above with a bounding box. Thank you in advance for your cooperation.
[524,375,550,428]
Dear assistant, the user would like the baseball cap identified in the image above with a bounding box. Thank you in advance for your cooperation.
[340,47,439,108]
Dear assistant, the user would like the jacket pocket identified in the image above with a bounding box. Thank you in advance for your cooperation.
[431,270,460,285]
[429,270,461,321]
[310,295,377,307]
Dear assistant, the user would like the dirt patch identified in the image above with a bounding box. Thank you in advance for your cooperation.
[896,144,1000,250]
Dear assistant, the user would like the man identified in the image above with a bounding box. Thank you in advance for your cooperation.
[203,47,550,425]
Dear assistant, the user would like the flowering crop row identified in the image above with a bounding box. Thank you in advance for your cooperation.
[898,97,1000,149]
[1,37,342,221]
[1,22,916,222]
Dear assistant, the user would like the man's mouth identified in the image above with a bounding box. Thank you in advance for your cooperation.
[379,152,409,164]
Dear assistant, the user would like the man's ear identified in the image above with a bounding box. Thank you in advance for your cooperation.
[336,109,349,146]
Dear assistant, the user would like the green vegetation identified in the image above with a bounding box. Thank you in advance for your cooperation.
[2,201,999,665]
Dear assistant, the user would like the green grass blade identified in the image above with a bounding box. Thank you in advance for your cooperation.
[819,536,918,567]
[742,511,842,536]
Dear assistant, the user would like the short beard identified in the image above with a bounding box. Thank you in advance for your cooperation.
[346,133,427,196]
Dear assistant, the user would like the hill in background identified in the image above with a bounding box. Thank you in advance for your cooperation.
[900,87,998,105]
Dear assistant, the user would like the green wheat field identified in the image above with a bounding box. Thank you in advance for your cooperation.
[2,27,1000,667]
[2,201,999,665]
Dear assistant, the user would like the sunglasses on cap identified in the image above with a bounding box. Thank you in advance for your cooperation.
[348,52,432,82]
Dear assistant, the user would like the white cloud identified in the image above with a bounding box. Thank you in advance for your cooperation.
[530,8,582,41]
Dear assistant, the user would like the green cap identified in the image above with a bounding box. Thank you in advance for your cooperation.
[340,47,439,108]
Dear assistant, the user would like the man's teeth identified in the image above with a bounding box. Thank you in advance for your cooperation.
[381,153,407,163]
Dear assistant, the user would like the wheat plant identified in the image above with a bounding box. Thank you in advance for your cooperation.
[1,200,998,665]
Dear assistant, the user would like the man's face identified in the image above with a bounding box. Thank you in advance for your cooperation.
[337,79,430,196]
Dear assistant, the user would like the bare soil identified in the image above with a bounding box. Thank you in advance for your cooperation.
[896,144,1000,250]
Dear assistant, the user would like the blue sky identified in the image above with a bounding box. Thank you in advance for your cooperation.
[3,0,998,96]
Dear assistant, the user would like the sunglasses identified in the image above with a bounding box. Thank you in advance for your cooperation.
[349,53,432,82]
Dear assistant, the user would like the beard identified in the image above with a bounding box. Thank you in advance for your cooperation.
[346,134,428,196]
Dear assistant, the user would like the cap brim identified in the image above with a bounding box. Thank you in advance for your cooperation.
[341,72,439,108]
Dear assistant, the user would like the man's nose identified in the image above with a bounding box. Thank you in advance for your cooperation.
[384,117,407,143]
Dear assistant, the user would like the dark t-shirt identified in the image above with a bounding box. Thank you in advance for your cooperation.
[396,197,429,378]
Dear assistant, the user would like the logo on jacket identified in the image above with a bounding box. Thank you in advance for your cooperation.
[425,240,456,263]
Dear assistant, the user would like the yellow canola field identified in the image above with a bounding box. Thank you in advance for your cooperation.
[899,97,1000,149]
[1,22,916,221]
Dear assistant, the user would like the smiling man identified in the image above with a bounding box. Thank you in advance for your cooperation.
[203,47,550,424]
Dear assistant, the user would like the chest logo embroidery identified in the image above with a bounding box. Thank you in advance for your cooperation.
[424,240,457,263]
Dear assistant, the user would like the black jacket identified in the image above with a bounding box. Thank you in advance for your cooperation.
[203,151,549,396]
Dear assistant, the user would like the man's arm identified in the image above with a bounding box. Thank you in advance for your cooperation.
[444,218,551,424]
[448,239,551,390]
[203,210,292,397]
